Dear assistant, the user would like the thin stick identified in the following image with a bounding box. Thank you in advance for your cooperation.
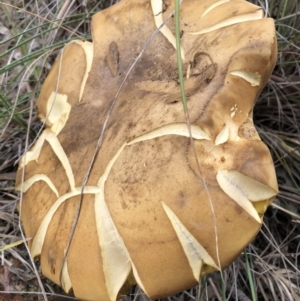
[59,8,178,284]
[174,0,222,273]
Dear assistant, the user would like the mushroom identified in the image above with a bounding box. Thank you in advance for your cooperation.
[16,0,278,300]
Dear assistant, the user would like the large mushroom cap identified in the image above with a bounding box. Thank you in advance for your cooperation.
[16,0,278,300]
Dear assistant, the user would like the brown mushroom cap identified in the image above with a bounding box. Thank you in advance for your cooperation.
[16,0,278,300]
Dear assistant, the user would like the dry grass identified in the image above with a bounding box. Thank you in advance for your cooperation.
[0,0,299,300]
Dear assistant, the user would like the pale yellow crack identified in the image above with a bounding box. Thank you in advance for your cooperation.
[217,170,277,223]
[95,143,134,301]
[20,130,76,198]
[151,0,185,59]
[72,40,94,101]
[162,202,219,281]
[215,124,229,145]
[128,123,210,146]
[15,174,59,197]
[20,129,51,168]
[31,186,101,258]
[188,10,263,35]
[39,92,71,136]
[95,142,148,300]
[46,133,76,191]
[201,0,231,17]
[61,259,72,293]
[230,70,261,86]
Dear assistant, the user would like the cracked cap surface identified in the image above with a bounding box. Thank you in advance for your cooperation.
[16,0,278,300]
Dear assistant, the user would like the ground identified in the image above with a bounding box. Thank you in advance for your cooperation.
[0,0,299,300]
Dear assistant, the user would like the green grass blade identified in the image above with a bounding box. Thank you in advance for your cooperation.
[245,249,257,301]
[174,0,187,113]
